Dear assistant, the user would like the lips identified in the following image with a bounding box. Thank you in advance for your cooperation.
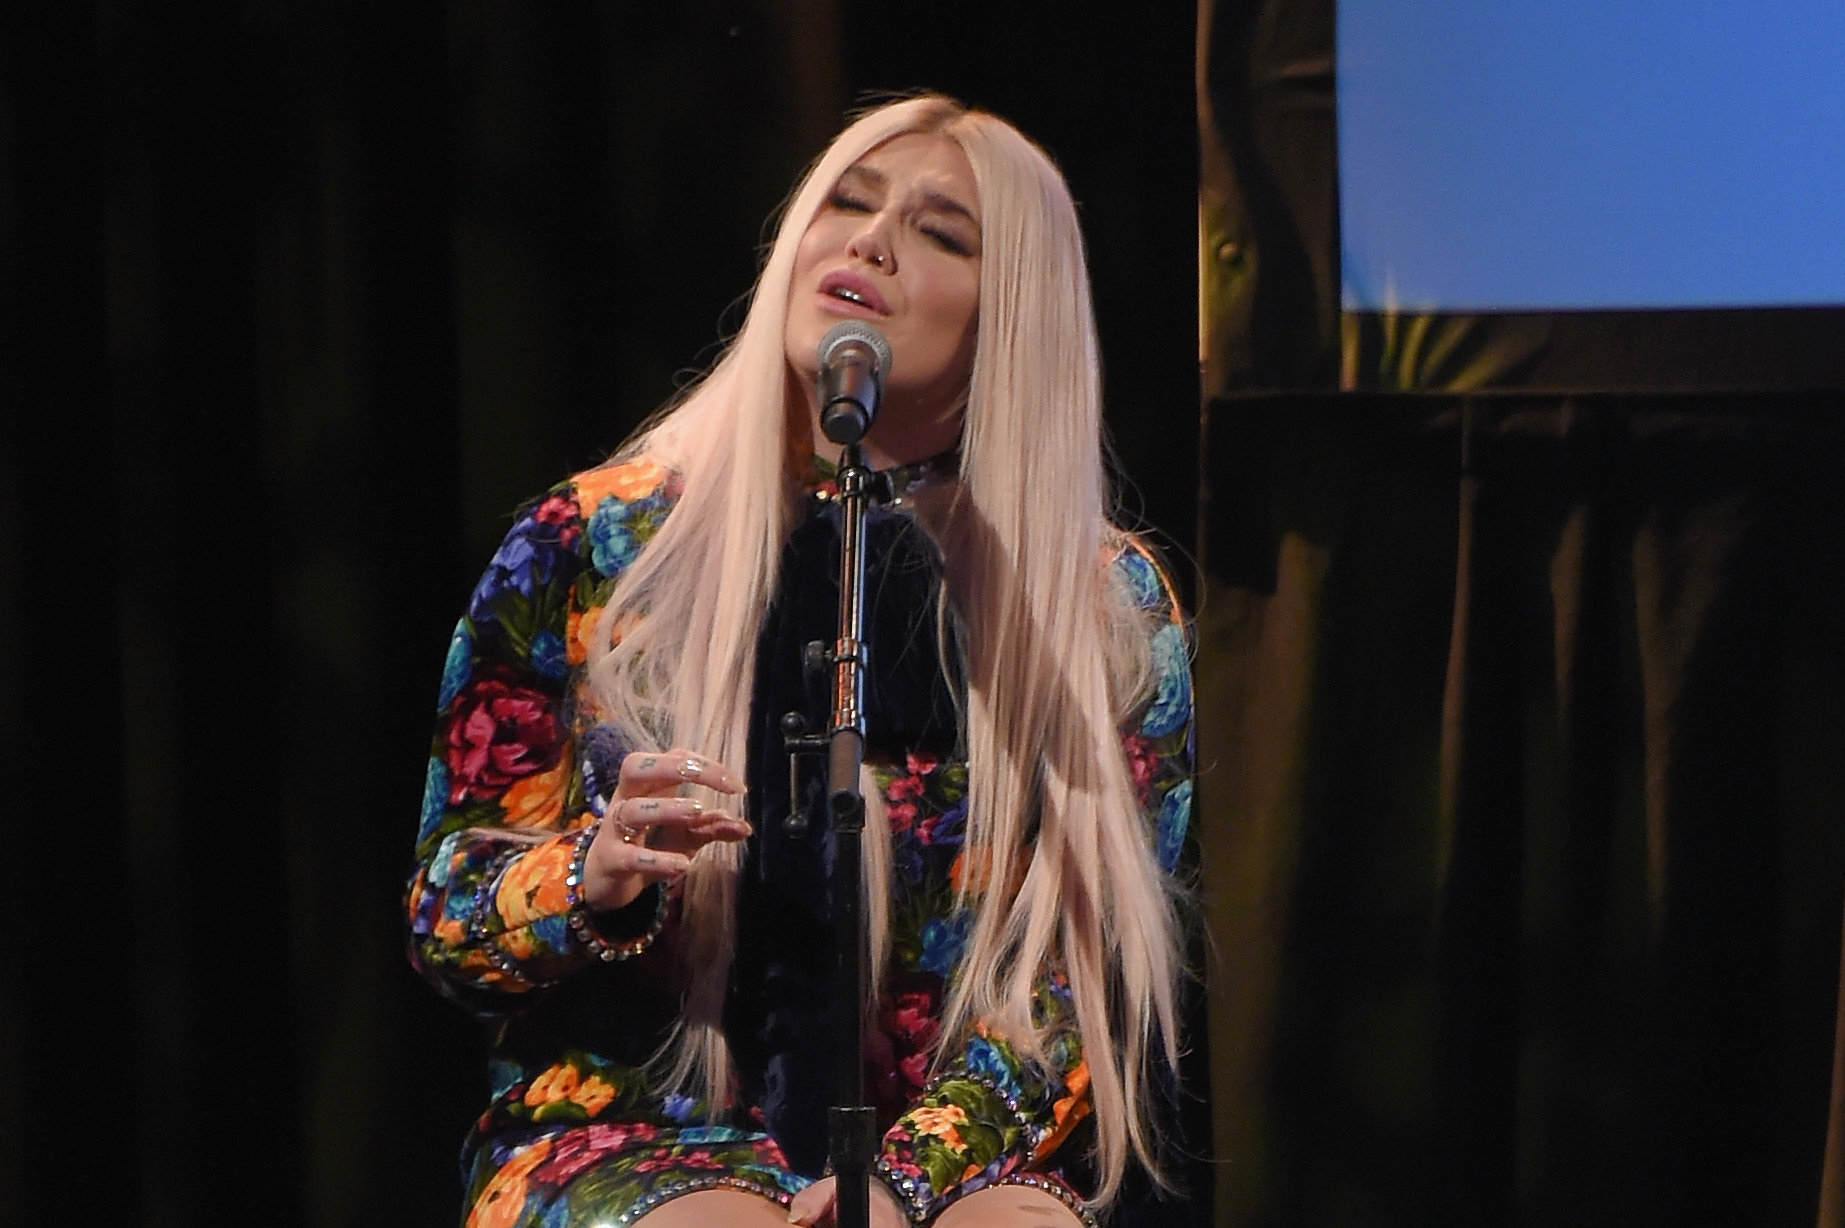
[817,269,889,316]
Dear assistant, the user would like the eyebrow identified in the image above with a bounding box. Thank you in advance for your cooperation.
[838,165,978,225]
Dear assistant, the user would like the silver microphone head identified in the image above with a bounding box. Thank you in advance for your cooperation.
[817,321,893,445]
[818,320,892,375]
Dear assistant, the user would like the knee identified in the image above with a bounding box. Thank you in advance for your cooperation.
[932,1184,1086,1228]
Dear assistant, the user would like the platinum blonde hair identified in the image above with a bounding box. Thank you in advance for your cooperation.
[585,94,1184,1206]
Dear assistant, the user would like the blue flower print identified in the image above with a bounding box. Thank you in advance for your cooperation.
[673,1126,745,1146]
[918,913,971,977]
[910,798,967,850]
[1140,623,1190,739]
[419,757,450,843]
[663,1093,699,1124]
[468,506,576,623]
[964,1034,1026,1105]
[1155,778,1191,873]
[438,619,472,710]
[588,498,640,576]
[442,883,474,925]
[428,831,463,890]
[531,913,573,953]
[1115,546,1164,612]
[530,629,566,681]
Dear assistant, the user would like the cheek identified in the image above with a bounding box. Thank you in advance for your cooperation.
[917,266,981,337]
[788,230,826,297]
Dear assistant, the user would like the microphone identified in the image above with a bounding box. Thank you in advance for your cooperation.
[581,723,628,813]
[816,321,891,445]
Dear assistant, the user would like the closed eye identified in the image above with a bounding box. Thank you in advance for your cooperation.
[923,225,972,256]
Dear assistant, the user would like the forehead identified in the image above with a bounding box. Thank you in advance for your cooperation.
[841,132,979,209]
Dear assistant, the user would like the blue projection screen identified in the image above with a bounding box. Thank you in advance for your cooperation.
[1338,2,1845,313]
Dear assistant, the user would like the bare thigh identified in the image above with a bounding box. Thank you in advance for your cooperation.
[932,1184,1086,1228]
[632,1187,792,1227]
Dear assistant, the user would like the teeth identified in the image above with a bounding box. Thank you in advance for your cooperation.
[831,286,865,305]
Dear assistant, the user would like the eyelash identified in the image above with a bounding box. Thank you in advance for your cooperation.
[924,227,970,256]
[828,193,972,256]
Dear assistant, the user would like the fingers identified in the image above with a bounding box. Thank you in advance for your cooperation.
[590,818,694,876]
[582,820,695,910]
[787,1177,836,1227]
[616,748,744,797]
[610,795,752,850]
[581,749,749,910]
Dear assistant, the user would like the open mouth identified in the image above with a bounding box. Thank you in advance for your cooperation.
[818,271,886,314]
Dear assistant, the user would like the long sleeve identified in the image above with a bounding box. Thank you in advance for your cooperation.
[405,459,678,1008]
[874,538,1195,1219]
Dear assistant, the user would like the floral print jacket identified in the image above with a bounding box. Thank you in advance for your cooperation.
[406,457,1193,1221]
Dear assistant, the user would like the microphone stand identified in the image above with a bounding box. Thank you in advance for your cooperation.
[825,442,880,1228]
[781,440,892,1228]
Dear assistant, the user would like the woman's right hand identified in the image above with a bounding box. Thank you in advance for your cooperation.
[581,748,751,911]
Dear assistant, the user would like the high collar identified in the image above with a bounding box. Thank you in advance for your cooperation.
[801,445,961,504]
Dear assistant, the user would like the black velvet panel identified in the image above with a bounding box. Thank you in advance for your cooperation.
[729,497,962,1175]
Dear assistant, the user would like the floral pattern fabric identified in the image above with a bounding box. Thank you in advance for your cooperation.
[407,457,1193,1225]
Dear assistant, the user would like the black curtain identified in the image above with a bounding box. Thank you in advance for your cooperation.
[1195,391,1845,1226]
[1,4,1195,1225]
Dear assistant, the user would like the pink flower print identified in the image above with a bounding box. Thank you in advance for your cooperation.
[888,773,926,801]
[887,800,917,833]
[1122,734,1157,804]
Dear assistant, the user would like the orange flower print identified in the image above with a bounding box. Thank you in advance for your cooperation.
[569,1073,617,1115]
[567,602,634,665]
[501,759,568,829]
[495,836,574,929]
[949,846,1002,894]
[573,458,665,514]
[466,1136,552,1228]
[1032,1060,1093,1162]
[909,1104,968,1149]
[524,1063,581,1108]
[565,605,594,666]
[500,926,536,961]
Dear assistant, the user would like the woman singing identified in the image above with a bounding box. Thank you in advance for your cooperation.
[408,93,1195,1228]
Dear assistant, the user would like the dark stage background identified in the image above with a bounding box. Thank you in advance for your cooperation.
[10,3,1845,1227]
[0,4,1195,1226]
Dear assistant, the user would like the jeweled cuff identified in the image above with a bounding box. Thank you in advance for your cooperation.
[563,822,667,961]
[871,1155,933,1224]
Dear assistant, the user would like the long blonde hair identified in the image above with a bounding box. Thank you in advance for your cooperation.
[585,94,1184,1206]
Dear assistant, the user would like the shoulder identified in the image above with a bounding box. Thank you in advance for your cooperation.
[565,455,680,513]
[556,455,684,580]
[1106,532,1184,627]
[1107,532,1191,741]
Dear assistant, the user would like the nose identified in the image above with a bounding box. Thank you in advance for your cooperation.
[846,213,894,272]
